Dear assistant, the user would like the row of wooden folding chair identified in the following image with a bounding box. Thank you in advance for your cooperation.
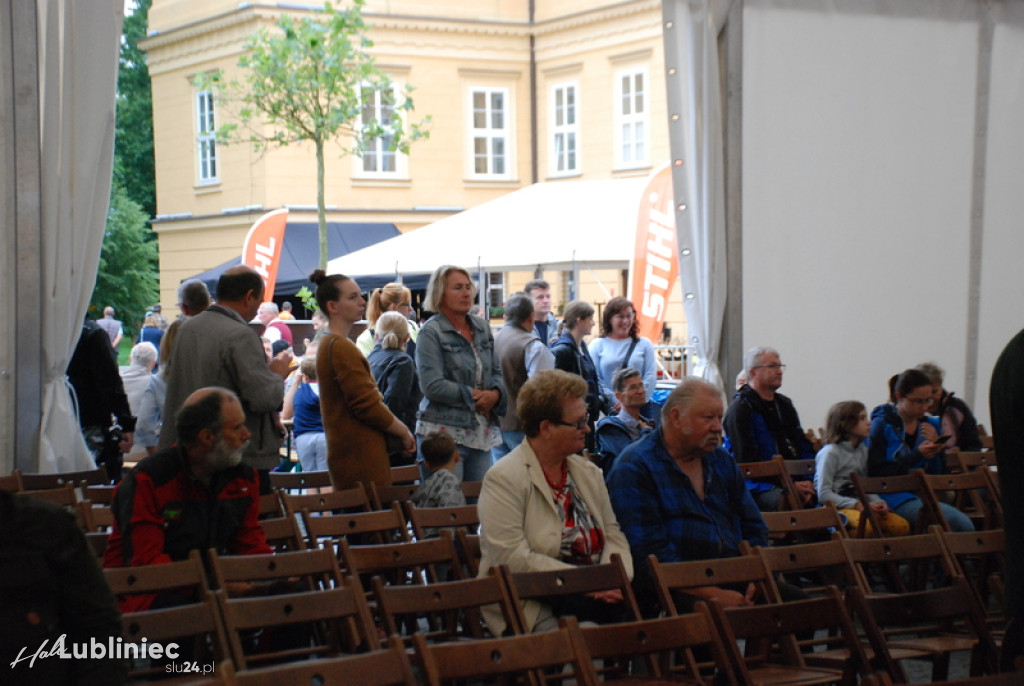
[850,469,1002,537]
[653,528,1005,683]
[266,463,422,495]
[104,548,379,679]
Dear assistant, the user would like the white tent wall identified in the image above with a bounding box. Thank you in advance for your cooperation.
[737,0,1022,430]
[0,0,122,475]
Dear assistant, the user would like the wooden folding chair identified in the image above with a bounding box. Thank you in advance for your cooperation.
[783,457,818,484]
[220,635,417,686]
[267,469,332,492]
[77,500,115,532]
[707,585,870,685]
[303,502,410,548]
[842,530,963,595]
[338,535,462,587]
[412,616,599,686]
[390,463,421,484]
[17,468,108,490]
[848,577,999,683]
[257,515,306,553]
[19,482,79,509]
[104,549,211,602]
[208,547,343,596]
[736,455,801,511]
[760,501,848,541]
[568,602,736,685]
[751,538,860,601]
[954,452,997,473]
[369,481,419,510]
[0,471,23,491]
[374,571,521,643]
[460,479,483,500]
[751,539,875,674]
[281,484,371,517]
[405,502,479,541]
[255,492,284,519]
[851,470,940,536]
[82,483,116,506]
[120,592,230,682]
[454,529,482,578]
[215,576,378,670]
[921,471,1002,531]
[939,528,1006,631]
[649,553,772,617]
[502,553,642,630]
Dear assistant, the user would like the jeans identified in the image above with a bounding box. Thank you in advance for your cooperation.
[294,432,328,472]
[417,440,492,483]
[893,496,975,533]
[491,430,525,464]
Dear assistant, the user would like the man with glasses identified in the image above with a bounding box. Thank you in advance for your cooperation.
[723,346,816,511]
[595,367,655,474]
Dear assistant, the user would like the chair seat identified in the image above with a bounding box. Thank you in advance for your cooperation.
[745,664,844,685]
[889,635,978,656]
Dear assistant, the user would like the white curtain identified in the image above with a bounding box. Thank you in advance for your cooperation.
[36,0,123,472]
[663,0,730,388]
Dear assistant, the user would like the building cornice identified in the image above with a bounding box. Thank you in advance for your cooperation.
[141,1,661,59]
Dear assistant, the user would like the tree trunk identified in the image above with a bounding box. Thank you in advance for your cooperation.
[316,137,327,270]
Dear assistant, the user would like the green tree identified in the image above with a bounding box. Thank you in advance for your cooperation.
[114,0,155,221]
[208,0,429,270]
[89,186,160,337]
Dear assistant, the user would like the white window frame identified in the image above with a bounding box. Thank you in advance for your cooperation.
[467,86,512,180]
[613,67,649,170]
[195,89,218,184]
[549,82,579,176]
[487,272,505,313]
[355,81,409,179]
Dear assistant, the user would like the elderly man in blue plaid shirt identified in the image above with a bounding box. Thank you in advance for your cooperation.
[607,377,774,615]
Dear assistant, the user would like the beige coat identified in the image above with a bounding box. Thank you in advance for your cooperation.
[478,439,633,634]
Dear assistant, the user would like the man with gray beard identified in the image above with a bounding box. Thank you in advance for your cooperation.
[103,387,271,613]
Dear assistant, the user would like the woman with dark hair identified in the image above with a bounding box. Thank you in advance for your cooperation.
[310,270,415,490]
[551,300,609,452]
[587,296,657,410]
[868,368,974,532]
[415,265,505,482]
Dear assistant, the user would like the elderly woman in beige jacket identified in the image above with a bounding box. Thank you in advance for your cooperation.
[478,369,633,634]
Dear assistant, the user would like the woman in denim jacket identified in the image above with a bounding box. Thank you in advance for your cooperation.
[415,265,506,482]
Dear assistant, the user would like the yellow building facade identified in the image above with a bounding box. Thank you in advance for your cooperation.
[143,0,688,348]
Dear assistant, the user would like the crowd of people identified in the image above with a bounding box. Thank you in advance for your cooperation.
[18,263,997,679]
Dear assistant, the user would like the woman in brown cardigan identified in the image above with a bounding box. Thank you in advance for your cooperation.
[310,270,416,490]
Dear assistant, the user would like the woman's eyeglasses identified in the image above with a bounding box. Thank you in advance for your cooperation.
[550,418,588,431]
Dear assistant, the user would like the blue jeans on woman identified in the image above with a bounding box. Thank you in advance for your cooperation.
[893,497,975,532]
[417,441,491,484]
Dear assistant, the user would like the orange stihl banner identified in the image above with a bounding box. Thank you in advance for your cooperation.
[242,209,288,301]
[629,165,678,342]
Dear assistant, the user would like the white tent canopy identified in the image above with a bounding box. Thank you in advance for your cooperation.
[326,178,649,278]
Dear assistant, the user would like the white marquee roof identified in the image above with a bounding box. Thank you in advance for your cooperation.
[326,178,649,277]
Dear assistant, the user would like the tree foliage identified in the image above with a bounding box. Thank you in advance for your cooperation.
[207,0,429,269]
[89,186,160,336]
[113,0,155,221]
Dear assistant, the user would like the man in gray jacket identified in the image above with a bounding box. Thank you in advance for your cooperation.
[158,266,293,490]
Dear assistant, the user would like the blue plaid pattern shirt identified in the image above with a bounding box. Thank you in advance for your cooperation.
[607,428,769,594]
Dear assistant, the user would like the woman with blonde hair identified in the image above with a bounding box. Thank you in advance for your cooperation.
[355,281,419,357]
[368,311,422,465]
[415,265,505,482]
[311,269,416,489]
